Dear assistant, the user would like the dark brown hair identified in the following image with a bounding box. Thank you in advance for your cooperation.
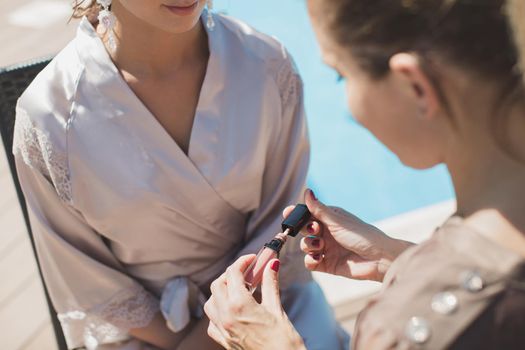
[317,0,518,80]
[314,0,524,158]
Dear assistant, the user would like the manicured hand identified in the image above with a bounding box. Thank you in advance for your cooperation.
[285,189,413,282]
[204,255,306,350]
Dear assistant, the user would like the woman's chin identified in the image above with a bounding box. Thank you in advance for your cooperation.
[397,155,441,170]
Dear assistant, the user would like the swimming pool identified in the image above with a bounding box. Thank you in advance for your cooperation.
[215,0,455,222]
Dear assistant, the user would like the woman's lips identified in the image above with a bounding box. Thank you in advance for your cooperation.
[163,1,199,16]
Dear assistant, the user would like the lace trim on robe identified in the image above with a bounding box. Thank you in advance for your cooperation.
[58,286,160,349]
[276,57,302,110]
[12,107,73,204]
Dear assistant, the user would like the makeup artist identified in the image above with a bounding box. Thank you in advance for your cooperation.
[204,0,525,349]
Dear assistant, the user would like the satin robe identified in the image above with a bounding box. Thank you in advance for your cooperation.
[13,12,348,350]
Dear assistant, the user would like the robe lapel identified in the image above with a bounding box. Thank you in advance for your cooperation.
[73,17,246,237]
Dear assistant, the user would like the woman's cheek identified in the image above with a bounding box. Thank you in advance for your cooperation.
[345,82,364,122]
[345,81,378,126]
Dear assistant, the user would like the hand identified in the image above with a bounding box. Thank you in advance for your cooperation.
[289,189,413,282]
[204,255,306,350]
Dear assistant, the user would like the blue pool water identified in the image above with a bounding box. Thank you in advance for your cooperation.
[215,0,455,222]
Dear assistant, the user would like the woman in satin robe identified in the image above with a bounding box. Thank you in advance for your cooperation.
[12,0,347,349]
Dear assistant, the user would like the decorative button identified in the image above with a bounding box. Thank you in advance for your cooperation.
[461,270,484,292]
[405,316,431,344]
[431,291,459,315]
[85,334,99,350]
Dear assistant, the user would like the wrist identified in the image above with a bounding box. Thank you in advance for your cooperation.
[375,238,414,282]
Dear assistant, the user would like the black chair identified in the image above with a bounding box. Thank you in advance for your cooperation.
[0,58,68,350]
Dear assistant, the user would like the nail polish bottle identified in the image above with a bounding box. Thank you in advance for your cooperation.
[244,204,311,293]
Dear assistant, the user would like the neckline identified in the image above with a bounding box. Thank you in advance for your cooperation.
[77,12,218,160]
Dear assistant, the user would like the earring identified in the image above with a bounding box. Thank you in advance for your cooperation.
[206,0,215,31]
[97,0,117,51]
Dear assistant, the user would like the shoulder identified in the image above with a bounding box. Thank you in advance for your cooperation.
[17,39,83,132]
[451,272,525,349]
[13,41,81,202]
[15,38,84,152]
[215,14,303,105]
[215,13,290,66]
[354,222,525,349]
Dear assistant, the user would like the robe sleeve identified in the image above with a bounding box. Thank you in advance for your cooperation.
[12,106,159,349]
[236,53,311,287]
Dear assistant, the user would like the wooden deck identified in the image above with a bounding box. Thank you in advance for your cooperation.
[0,149,57,350]
[1,1,76,348]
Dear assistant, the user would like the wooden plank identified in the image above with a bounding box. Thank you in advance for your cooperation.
[0,0,36,14]
[0,204,26,256]
[0,148,27,256]
[0,191,17,216]
[0,0,77,67]
[21,322,57,350]
[0,277,51,350]
[0,235,39,308]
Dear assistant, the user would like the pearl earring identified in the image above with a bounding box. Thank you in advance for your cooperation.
[206,0,215,31]
[97,0,117,51]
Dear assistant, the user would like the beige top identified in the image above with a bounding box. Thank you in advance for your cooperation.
[353,217,525,349]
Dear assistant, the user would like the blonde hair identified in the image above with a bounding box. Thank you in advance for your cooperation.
[71,0,100,21]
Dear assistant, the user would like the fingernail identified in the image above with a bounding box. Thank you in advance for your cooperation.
[310,189,318,201]
[307,223,315,234]
[270,260,280,272]
[312,239,320,247]
[312,253,321,261]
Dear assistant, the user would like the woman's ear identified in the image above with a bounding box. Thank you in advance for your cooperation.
[389,53,440,120]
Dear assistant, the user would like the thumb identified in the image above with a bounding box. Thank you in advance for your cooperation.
[261,259,282,314]
[304,189,329,222]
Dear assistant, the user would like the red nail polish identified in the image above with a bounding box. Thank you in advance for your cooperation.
[270,260,280,272]
[312,238,320,247]
[312,253,321,261]
[307,223,314,233]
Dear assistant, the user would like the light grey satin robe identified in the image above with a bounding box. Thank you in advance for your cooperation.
[12,12,347,350]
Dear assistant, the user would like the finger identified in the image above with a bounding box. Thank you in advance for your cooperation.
[261,258,282,314]
[300,236,325,253]
[304,188,329,221]
[300,220,322,237]
[282,205,295,219]
[226,254,257,299]
[207,321,229,348]
[203,297,220,325]
[209,274,229,314]
[304,252,324,271]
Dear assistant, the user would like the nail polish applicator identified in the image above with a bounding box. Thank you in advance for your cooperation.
[244,204,311,293]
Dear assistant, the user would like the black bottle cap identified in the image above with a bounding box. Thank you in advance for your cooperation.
[264,238,285,252]
[281,204,311,237]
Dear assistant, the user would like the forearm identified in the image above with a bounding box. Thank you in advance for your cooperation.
[129,312,194,350]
